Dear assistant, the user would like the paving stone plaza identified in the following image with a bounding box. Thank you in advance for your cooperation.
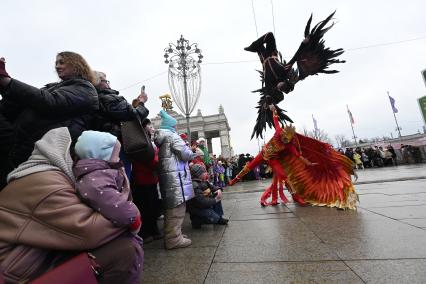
[143,164,426,283]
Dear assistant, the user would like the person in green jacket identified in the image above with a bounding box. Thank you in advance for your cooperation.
[197,139,210,166]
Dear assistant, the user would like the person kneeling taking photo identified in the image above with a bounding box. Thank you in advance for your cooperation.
[188,164,228,229]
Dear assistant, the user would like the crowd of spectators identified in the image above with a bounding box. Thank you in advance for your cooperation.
[0,53,233,283]
[1,51,425,283]
[338,144,424,169]
[0,53,148,283]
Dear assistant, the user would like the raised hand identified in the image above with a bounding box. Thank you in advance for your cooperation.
[215,190,223,202]
[138,91,148,104]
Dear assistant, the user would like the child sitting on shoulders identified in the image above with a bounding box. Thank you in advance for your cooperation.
[73,130,143,284]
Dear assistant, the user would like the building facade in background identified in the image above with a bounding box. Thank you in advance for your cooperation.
[151,105,233,158]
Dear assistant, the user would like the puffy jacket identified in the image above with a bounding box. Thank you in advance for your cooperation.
[0,112,13,190]
[0,127,125,283]
[0,78,98,167]
[93,88,149,140]
[198,145,211,166]
[0,171,125,283]
[73,159,140,227]
[154,129,197,209]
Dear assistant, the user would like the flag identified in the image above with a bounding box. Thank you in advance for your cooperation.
[388,94,398,113]
[312,114,319,132]
[347,105,354,124]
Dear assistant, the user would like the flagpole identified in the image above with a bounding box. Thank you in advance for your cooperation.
[312,114,318,139]
[387,91,402,138]
[392,108,402,138]
[347,105,358,147]
[350,121,358,147]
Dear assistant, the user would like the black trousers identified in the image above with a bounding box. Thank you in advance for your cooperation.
[132,184,162,237]
[248,32,292,100]
[248,32,277,58]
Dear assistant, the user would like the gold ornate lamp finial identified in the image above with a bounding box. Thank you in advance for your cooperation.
[159,93,173,111]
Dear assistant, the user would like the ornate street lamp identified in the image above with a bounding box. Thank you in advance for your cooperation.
[164,35,203,143]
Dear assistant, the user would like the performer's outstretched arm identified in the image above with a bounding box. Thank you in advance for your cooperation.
[229,153,264,186]
[271,107,281,130]
[286,141,318,166]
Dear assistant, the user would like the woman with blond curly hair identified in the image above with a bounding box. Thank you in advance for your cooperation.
[0,52,98,187]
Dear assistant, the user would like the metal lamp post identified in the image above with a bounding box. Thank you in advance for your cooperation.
[164,35,203,144]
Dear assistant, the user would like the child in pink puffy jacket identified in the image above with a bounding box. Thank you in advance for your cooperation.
[73,130,143,284]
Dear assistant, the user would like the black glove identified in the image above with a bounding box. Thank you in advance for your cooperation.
[277,80,293,94]
[0,58,10,78]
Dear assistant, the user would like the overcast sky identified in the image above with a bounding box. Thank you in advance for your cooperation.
[2,0,426,155]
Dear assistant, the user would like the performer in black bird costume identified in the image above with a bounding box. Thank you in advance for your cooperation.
[245,11,345,139]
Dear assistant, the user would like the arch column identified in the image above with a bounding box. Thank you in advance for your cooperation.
[197,130,205,141]
[220,130,232,158]
[207,138,213,154]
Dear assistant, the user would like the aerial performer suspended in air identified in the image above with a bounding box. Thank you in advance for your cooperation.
[246,11,345,139]
[230,11,358,209]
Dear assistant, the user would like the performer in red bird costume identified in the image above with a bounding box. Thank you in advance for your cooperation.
[230,11,357,209]
[230,108,358,209]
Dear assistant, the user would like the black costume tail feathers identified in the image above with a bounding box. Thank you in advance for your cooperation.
[251,87,293,139]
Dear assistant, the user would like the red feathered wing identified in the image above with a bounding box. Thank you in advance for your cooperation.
[279,133,358,209]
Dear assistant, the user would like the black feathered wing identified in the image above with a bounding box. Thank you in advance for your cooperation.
[288,11,345,80]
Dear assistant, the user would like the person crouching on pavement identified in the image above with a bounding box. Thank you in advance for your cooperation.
[188,164,229,229]
[154,110,198,249]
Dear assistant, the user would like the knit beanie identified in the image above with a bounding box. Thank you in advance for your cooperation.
[190,164,207,178]
[75,131,118,161]
[159,110,177,132]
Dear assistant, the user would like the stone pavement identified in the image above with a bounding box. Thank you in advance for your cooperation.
[142,164,426,283]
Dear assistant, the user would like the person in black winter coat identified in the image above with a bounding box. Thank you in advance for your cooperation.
[0,52,98,187]
[92,71,149,178]
[188,164,228,229]
[92,71,149,139]
[0,112,13,190]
